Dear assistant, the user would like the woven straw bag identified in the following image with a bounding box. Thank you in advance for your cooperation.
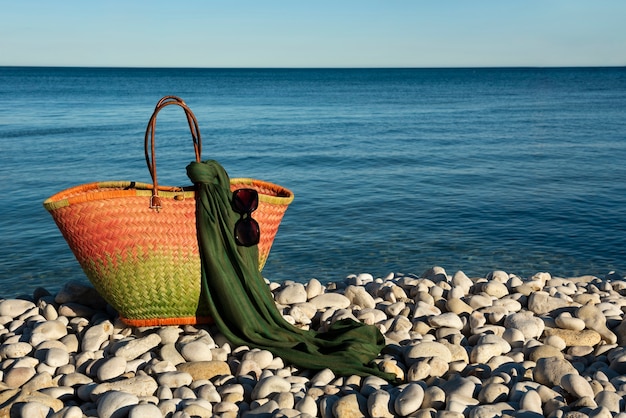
[44,96,294,326]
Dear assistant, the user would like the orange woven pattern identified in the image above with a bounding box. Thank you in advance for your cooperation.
[44,179,293,326]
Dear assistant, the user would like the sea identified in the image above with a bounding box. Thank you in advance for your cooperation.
[1,66,625,298]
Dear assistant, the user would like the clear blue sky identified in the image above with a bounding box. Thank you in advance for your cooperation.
[2,1,625,68]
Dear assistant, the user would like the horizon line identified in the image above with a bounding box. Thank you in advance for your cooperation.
[1,64,625,70]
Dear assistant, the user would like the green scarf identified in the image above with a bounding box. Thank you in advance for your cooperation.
[187,160,396,380]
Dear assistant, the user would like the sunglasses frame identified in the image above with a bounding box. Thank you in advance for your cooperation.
[232,188,260,247]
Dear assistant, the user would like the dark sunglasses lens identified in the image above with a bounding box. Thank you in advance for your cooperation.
[235,218,260,247]
[233,189,259,213]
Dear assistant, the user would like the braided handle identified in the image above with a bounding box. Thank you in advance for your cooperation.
[144,96,202,210]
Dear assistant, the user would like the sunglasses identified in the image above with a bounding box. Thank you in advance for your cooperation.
[232,188,260,247]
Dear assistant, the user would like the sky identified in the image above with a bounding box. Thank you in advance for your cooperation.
[1,1,625,68]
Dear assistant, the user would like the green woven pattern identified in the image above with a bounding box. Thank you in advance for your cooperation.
[83,246,209,321]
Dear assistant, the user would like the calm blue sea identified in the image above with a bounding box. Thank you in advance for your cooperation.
[1,67,625,298]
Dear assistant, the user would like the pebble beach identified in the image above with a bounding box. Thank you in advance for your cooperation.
[2,267,626,418]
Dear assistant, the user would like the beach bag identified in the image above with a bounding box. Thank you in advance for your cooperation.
[43,96,294,326]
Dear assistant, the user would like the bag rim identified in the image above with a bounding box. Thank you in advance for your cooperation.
[43,178,294,211]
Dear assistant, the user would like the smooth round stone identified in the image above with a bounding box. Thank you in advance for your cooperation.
[344,285,376,309]
[97,390,139,418]
[422,386,446,410]
[533,357,578,387]
[91,375,158,399]
[157,371,193,388]
[0,341,33,358]
[495,297,522,312]
[446,298,474,315]
[53,405,83,418]
[469,311,487,330]
[243,349,274,369]
[60,334,80,353]
[296,395,319,417]
[3,366,36,388]
[306,278,323,299]
[503,311,544,340]
[310,368,336,387]
[577,304,617,344]
[470,343,506,364]
[556,312,586,331]
[182,402,213,417]
[423,266,448,283]
[309,293,351,309]
[236,359,262,379]
[0,299,36,318]
[176,361,230,381]
[81,321,114,352]
[595,390,624,413]
[18,401,52,418]
[413,302,441,318]
[128,403,163,418]
[544,335,567,351]
[394,383,424,416]
[113,333,161,361]
[160,344,185,366]
[561,373,595,399]
[428,312,463,329]
[527,291,575,315]
[543,328,602,347]
[526,344,565,362]
[404,341,453,365]
[466,294,493,310]
[275,283,308,305]
[213,401,239,414]
[441,376,477,399]
[502,328,526,348]
[13,356,39,369]
[42,304,58,320]
[483,282,509,298]
[333,393,367,418]
[356,272,375,284]
[367,390,393,418]
[58,302,95,318]
[59,372,92,387]
[288,306,313,325]
[479,334,511,352]
[31,319,68,341]
[519,389,543,414]
[180,340,213,362]
[41,347,70,367]
[248,399,280,416]
[251,375,291,400]
[482,306,509,324]
[174,386,197,400]
[451,271,473,292]
[157,327,182,345]
[568,345,595,357]
[477,383,509,403]
[96,356,127,381]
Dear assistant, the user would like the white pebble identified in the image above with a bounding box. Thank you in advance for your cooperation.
[0,299,36,318]
[561,373,595,399]
[309,293,351,309]
[251,375,291,400]
[394,383,424,416]
[180,341,213,362]
[97,390,139,418]
[128,403,163,418]
[96,356,127,381]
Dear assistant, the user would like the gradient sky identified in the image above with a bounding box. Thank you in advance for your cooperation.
[2,1,625,68]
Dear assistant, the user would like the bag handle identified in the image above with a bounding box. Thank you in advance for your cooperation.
[144,96,202,210]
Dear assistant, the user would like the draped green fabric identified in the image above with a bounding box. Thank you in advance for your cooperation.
[186,160,396,381]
